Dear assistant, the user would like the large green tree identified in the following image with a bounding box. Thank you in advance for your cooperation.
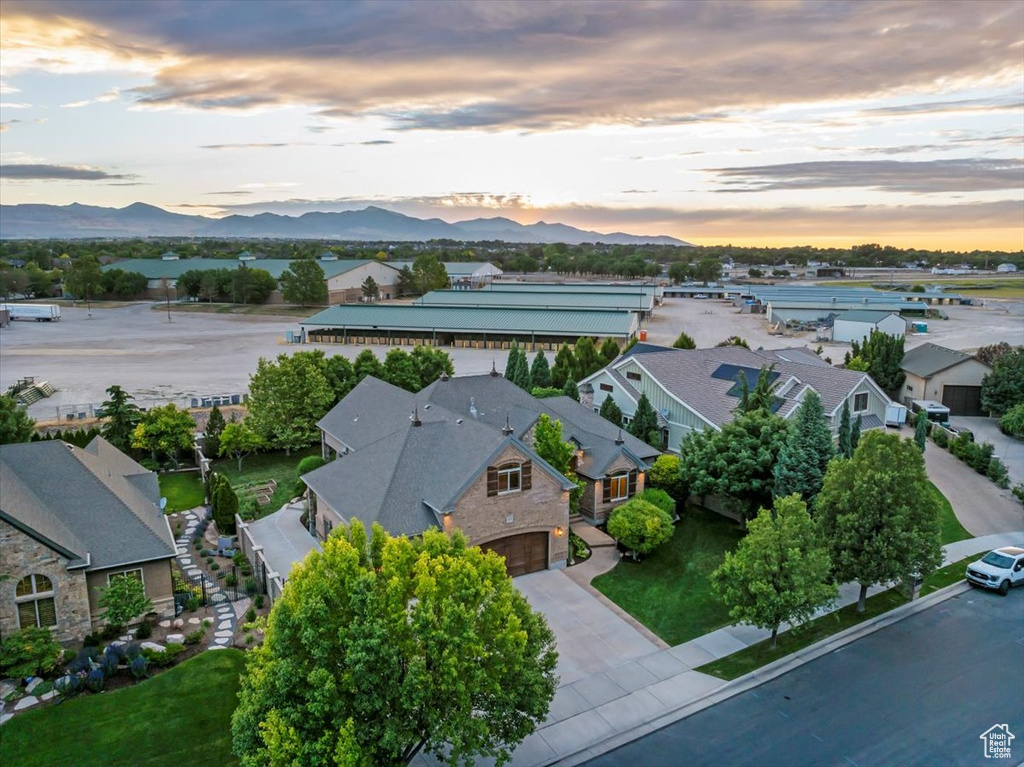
[980,346,1024,416]
[231,522,558,766]
[627,393,660,448]
[247,353,335,453]
[219,419,264,471]
[598,338,621,364]
[361,275,380,301]
[99,385,142,454]
[773,390,834,503]
[599,395,623,427]
[209,472,240,535]
[353,348,384,382]
[530,350,552,389]
[838,401,852,458]
[851,330,905,396]
[131,403,195,467]
[279,259,327,307]
[97,573,153,631]
[0,394,35,445]
[712,494,836,648]
[382,348,420,392]
[573,337,602,378]
[550,344,577,389]
[412,254,449,296]
[816,431,942,611]
[693,257,722,285]
[410,346,455,389]
[204,404,226,458]
[64,254,103,307]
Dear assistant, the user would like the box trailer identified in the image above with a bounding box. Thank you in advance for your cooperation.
[885,403,907,427]
[0,303,61,321]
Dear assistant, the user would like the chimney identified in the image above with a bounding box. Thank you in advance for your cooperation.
[502,412,514,436]
[579,382,594,410]
[615,429,624,445]
[469,397,479,419]
[411,407,421,427]
[490,360,499,377]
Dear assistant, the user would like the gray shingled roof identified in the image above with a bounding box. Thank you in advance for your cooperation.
[901,342,983,378]
[539,396,659,476]
[0,438,176,570]
[316,377,417,451]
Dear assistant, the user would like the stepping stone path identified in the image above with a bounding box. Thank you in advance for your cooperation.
[13,696,38,711]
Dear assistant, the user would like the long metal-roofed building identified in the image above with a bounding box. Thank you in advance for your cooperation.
[744,285,962,306]
[300,304,639,350]
[485,281,661,299]
[415,288,656,317]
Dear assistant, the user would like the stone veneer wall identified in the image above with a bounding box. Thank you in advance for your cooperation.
[0,521,92,642]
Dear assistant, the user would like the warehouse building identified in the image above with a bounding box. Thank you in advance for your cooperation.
[300,304,638,350]
[415,288,656,317]
[831,310,908,343]
[765,300,909,324]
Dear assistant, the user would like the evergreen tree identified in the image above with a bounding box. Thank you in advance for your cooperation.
[551,344,577,389]
[672,332,696,350]
[773,390,834,503]
[747,365,776,413]
[850,414,862,452]
[353,349,383,382]
[1,396,37,445]
[838,401,852,458]
[599,338,621,364]
[513,347,532,391]
[914,412,928,452]
[628,393,660,448]
[204,405,226,458]
[562,375,579,401]
[573,337,601,378]
[99,385,141,454]
[504,341,520,381]
[599,395,623,427]
[360,276,379,301]
[530,350,552,389]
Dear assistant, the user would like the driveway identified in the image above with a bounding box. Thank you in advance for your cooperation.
[924,442,1023,537]
[514,569,660,687]
[951,416,1024,487]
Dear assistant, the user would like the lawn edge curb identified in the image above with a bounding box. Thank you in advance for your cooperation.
[546,580,972,766]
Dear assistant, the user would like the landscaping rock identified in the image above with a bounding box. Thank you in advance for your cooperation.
[214,630,233,638]
[179,557,192,566]
[141,642,165,652]
[209,593,228,604]
[214,637,230,645]
[0,679,17,699]
[208,645,226,651]
[13,696,39,711]
[172,618,184,629]
[218,620,232,631]
[25,677,42,695]
[0,713,13,726]
[41,690,57,702]
[188,617,201,625]
[158,620,171,628]
[165,634,185,645]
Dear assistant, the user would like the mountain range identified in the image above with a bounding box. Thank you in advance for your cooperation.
[0,202,690,245]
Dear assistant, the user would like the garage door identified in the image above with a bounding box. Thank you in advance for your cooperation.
[942,385,984,416]
[481,532,549,577]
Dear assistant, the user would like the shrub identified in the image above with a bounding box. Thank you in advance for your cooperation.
[186,596,200,612]
[245,577,258,595]
[141,643,186,668]
[124,642,142,661]
[134,621,153,640]
[203,618,212,628]
[932,428,949,448]
[241,566,252,577]
[200,549,211,558]
[254,594,265,609]
[647,454,683,498]
[211,562,220,571]
[999,403,1024,438]
[82,632,102,648]
[184,628,206,646]
[100,623,124,640]
[607,498,676,558]
[140,458,160,472]
[206,556,214,564]
[988,458,1010,488]
[0,627,65,679]
[1013,483,1024,504]
[67,647,100,674]
[86,667,106,692]
[232,550,247,567]
[55,673,83,699]
[244,633,254,644]
[245,607,256,623]
[129,655,149,680]
[225,573,237,587]
[99,649,120,676]
[637,488,676,518]
[297,455,327,476]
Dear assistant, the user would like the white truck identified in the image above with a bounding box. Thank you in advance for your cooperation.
[965,547,1024,595]
[0,303,61,321]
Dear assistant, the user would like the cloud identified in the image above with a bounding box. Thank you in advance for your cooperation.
[0,102,32,109]
[0,121,21,132]
[204,190,254,196]
[198,142,315,150]
[0,81,20,94]
[859,97,1024,118]
[0,163,137,180]
[61,87,121,108]
[621,189,656,194]
[237,181,298,189]
[3,1,1021,130]
[360,140,394,145]
[708,158,1024,193]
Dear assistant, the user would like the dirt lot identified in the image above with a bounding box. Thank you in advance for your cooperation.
[2,296,1020,419]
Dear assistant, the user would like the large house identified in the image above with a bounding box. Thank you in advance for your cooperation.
[901,342,992,416]
[0,437,177,642]
[303,371,660,575]
[580,344,894,452]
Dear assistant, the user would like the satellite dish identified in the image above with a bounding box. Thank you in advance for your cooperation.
[159,497,167,510]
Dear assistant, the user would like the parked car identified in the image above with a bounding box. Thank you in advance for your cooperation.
[693,293,708,299]
[965,547,1024,595]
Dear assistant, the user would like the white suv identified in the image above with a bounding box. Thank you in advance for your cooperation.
[965,547,1024,595]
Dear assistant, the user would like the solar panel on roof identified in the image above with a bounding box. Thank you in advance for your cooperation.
[712,364,779,390]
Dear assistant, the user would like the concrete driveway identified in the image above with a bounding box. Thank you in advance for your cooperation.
[951,415,1024,487]
[514,569,660,687]
[924,440,1023,537]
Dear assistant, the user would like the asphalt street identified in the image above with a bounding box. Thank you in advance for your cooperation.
[585,588,1024,767]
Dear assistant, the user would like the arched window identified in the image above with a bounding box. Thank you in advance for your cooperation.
[15,574,56,629]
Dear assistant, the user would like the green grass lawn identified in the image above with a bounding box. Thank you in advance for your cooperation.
[696,555,976,681]
[2,649,246,767]
[210,446,320,516]
[930,480,971,545]
[592,506,744,646]
[158,471,206,512]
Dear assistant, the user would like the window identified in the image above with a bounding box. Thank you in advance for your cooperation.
[107,569,144,586]
[853,392,868,412]
[497,464,522,495]
[625,371,641,382]
[607,472,629,501]
[906,384,913,391]
[15,574,56,629]
[599,383,614,392]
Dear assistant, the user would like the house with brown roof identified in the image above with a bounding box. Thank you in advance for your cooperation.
[900,342,992,416]
[580,343,894,452]
[303,371,660,575]
[0,437,177,642]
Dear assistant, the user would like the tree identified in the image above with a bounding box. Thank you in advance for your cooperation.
[667,262,689,284]
[672,332,696,350]
[97,573,153,631]
[976,342,1013,368]
[382,348,420,392]
[740,365,776,414]
[219,420,264,471]
[231,522,558,766]
[279,259,327,307]
[64,254,103,308]
[981,347,1024,416]
[628,393,660,448]
[232,266,276,304]
[204,405,226,458]
[716,335,750,349]
[504,341,521,380]
[247,353,335,454]
[361,276,380,302]
[648,454,683,498]
[693,257,722,285]
[512,347,532,391]
[530,387,562,399]
[199,271,221,302]
[131,403,195,468]
[573,337,602,378]
[533,414,574,476]
[353,348,383,382]
[772,390,834,503]
[209,472,240,535]
[412,254,449,296]
[100,385,141,453]
[914,411,928,451]
[550,344,577,389]
[176,269,204,300]
[711,495,837,649]
[599,395,623,427]
[680,410,790,519]
[561,375,579,401]
[0,394,35,445]
[325,355,357,402]
[599,338,621,364]
[838,401,852,458]
[850,414,862,452]
[395,265,416,297]
[816,431,943,611]
[606,498,674,558]
[410,346,454,389]
[530,350,552,389]
[850,330,905,396]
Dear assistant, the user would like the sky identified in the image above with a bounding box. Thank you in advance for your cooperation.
[1,0,1022,250]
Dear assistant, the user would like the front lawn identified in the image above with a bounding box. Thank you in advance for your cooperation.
[158,471,206,512]
[2,649,246,767]
[592,506,744,646]
[210,446,320,517]
[929,480,971,544]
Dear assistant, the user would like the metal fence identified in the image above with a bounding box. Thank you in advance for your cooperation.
[172,564,255,613]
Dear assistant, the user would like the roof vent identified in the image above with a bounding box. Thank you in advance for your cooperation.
[502,412,514,436]
[615,429,624,445]
[469,397,479,419]
[410,407,421,427]
[456,418,464,425]
[439,372,450,382]
[490,360,499,377]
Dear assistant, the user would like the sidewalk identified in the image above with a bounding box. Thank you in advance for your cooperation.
[418,530,1024,767]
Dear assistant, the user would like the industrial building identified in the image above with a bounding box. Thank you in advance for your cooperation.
[300,304,638,350]
[831,310,908,343]
[415,288,656,317]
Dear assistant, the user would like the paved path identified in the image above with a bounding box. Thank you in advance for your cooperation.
[924,441,1023,536]
[244,502,321,580]
[952,415,1024,487]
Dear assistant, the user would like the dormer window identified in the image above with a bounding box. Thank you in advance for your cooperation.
[487,460,533,497]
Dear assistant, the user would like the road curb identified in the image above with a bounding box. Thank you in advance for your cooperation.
[547,580,972,766]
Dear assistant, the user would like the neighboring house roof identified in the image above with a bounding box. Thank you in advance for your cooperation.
[835,310,904,323]
[540,396,658,476]
[588,344,880,428]
[300,305,638,337]
[102,258,396,281]
[901,342,986,378]
[0,437,176,570]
